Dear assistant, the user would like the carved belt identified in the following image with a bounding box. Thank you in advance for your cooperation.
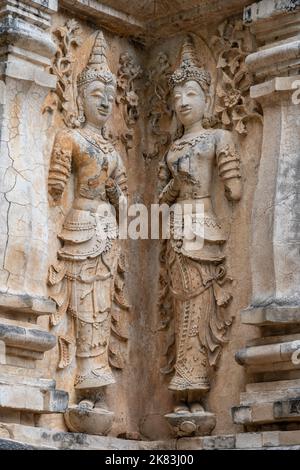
[177,192,210,201]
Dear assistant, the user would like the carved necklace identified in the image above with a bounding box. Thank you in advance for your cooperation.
[77,128,114,155]
[171,132,211,152]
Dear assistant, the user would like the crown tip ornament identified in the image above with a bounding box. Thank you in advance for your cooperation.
[77,30,116,89]
[168,34,211,92]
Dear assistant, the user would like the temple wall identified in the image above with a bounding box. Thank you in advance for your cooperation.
[0,0,300,450]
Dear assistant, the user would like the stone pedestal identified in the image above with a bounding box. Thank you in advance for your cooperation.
[232,0,300,432]
[165,411,216,438]
[65,405,114,436]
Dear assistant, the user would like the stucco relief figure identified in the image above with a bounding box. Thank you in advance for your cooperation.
[47,32,127,433]
[158,36,242,436]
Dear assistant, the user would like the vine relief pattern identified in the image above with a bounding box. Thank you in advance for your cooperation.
[211,19,263,135]
[144,52,174,162]
[116,52,143,153]
[44,19,82,127]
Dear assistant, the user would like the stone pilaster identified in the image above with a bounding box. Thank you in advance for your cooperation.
[232,0,300,431]
[0,0,68,428]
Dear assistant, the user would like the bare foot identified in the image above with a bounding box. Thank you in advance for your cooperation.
[189,402,205,413]
[94,397,109,413]
[174,403,190,414]
[78,399,94,410]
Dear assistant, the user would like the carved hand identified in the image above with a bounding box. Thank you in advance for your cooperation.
[105,177,117,192]
[105,178,121,207]
[49,182,65,202]
[225,178,242,202]
[173,171,197,190]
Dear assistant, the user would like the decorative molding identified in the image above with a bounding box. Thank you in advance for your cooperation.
[0,0,57,85]
[58,0,250,43]
[59,0,146,40]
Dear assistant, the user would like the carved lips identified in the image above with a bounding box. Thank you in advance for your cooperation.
[97,106,110,116]
[179,106,192,115]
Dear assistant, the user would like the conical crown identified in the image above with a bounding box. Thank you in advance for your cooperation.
[169,35,211,92]
[77,31,116,88]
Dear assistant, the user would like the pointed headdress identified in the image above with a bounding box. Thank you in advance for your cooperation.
[168,35,211,93]
[77,31,116,88]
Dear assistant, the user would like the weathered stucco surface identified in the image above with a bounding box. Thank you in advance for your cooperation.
[0,0,299,450]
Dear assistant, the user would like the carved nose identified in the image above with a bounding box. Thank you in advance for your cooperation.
[100,97,109,108]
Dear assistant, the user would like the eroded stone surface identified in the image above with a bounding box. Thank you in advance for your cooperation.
[0,0,300,452]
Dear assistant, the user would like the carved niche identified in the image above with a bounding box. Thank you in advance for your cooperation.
[47,24,130,436]
[157,34,242,437]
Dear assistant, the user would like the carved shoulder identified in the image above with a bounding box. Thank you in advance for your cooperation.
[215,128,235,151]
[54,128,76,149]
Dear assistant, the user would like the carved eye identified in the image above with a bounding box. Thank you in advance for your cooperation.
[108,95,114,103]
[92,92,103,98]
[174,94,181,100]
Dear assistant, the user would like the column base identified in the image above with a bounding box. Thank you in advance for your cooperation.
[233,304,300,429]
[0,373,68,414]
[0,291,56,317]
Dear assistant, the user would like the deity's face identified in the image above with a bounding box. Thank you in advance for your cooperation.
[173,80,207,128]
[79,80,115,128]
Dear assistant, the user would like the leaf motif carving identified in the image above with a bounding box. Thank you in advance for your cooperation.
[43,19,82,128]
[211,19,263,135]
[143,52,174,162]
[116,52,143,153]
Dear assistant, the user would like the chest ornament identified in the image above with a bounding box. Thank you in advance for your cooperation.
[77,129,115,155]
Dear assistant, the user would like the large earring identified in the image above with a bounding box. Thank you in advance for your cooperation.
[202,94,216,128]
[202,111,211,128]
[76,95,86,125]
[202,112,218,129]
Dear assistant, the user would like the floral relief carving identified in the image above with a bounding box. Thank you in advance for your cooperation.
[44,19,82,127]
[211,19,263,135]
[116,52,143,153]
[144,52,174,162]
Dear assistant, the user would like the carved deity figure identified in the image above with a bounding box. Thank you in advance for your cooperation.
[48,32,127,414]
[158,36,242,425]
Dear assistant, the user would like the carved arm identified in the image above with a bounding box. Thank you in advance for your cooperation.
[157,153,179,206]
[105,153,128,208]
[48,130,73,202]
[216,131,242,202]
